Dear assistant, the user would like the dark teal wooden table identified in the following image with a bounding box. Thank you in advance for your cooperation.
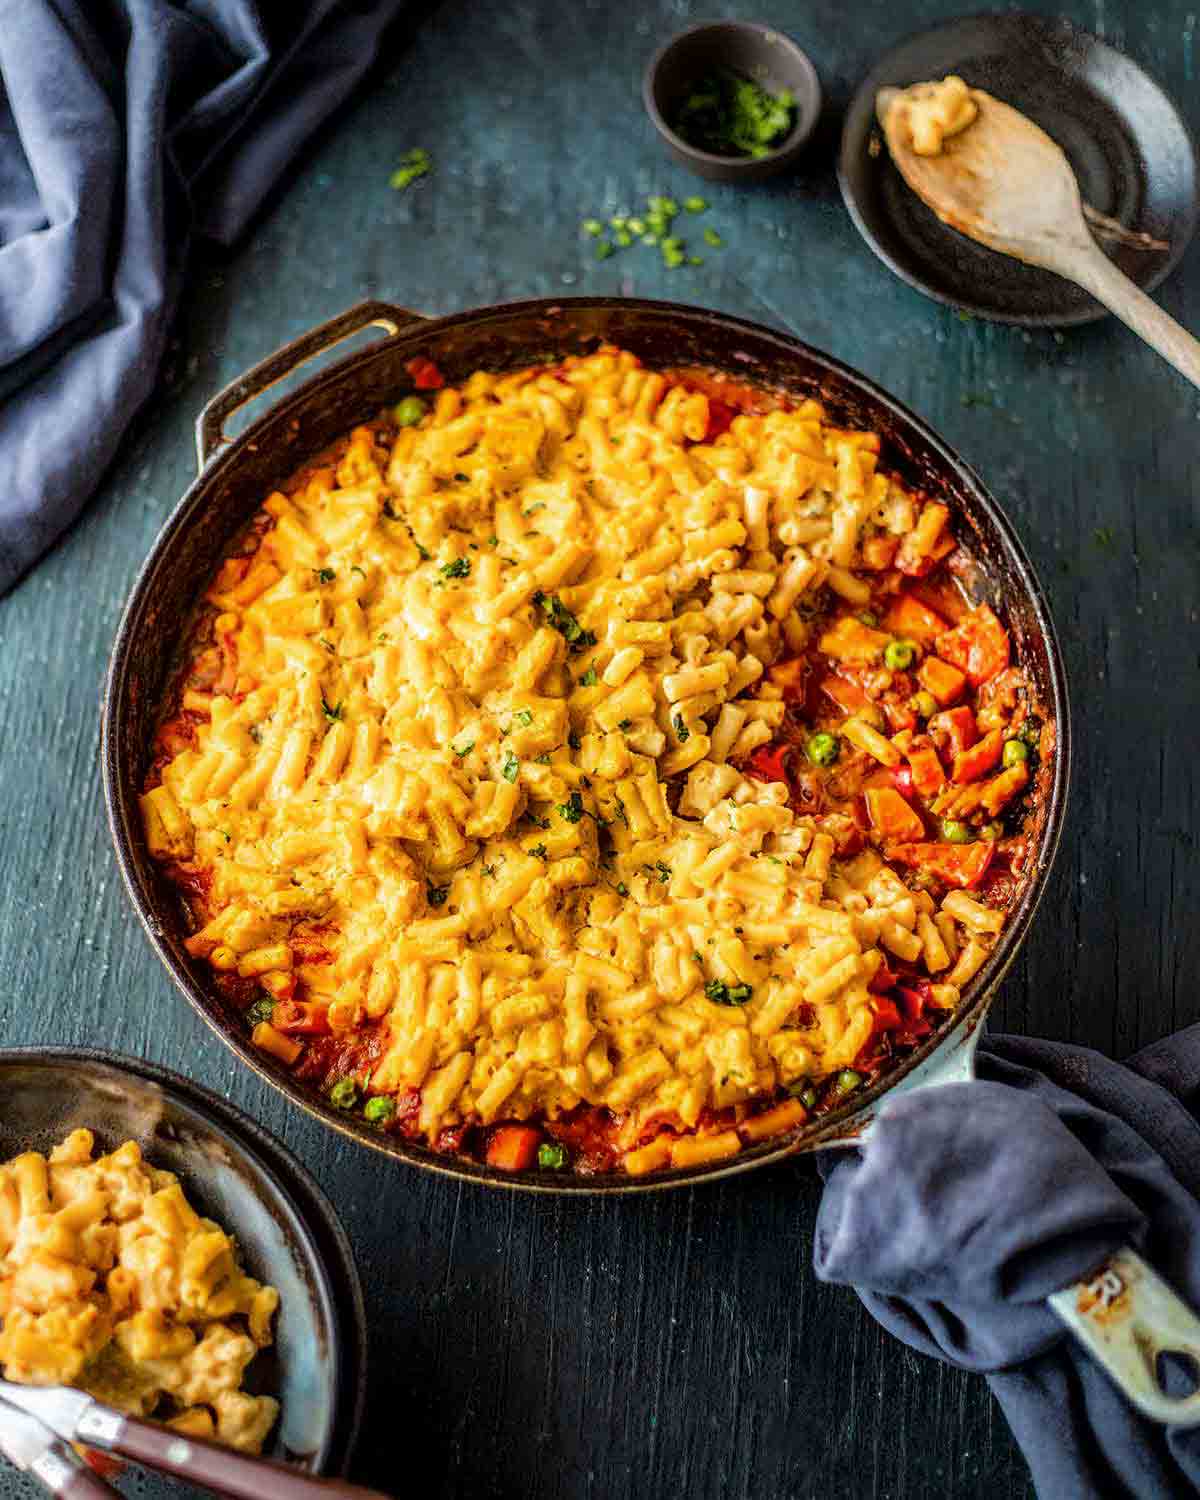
[3,2,1198,1496]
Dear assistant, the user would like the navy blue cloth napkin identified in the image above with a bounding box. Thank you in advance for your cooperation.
[816,1027,1200,1498]
[0,0,410,594]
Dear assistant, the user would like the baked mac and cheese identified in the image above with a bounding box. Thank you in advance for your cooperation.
[0,1131,279,1451]
[142,348,1050,1174]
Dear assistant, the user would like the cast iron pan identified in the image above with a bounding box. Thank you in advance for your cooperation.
[0,1048,366,1493]
[102,297,1071,1192]
[839,12,1199,325]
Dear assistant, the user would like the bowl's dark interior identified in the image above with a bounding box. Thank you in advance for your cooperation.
[0,1053,348,1467]
[649,24,813,156]
[106,297,1069,1191]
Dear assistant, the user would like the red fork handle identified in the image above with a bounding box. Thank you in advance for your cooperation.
[26,1445,122,1500]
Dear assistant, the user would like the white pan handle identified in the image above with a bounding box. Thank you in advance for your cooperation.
[1050,1248,1200,1426]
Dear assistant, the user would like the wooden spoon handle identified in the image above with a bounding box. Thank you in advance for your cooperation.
[98,1412,390,1500]
[1057,239,1200,391]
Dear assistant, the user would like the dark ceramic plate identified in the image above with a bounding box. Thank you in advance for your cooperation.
[838,12,1199,325]
[0,1049,365,1496]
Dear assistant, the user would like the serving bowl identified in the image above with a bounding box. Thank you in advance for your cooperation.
[0,1048,366,1478]
[102,297,1071,1192]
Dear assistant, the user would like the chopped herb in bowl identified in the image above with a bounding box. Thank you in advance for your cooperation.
[671,70,795,158]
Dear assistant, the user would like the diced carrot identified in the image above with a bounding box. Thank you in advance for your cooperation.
[818,615,890,664]
[486,1125,542,1172]
[918,656,967,706]
[952,728,1005,784]
[865,787,925,843]
[860,534,899,571]
[934,603,1011,686]
[882,594,949,644]
[906,746,946,797]
[888,841,995,889]
[821,674,871,716]
[929,705,977,757]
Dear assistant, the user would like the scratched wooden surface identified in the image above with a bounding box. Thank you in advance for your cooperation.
[2,2,1198,1496]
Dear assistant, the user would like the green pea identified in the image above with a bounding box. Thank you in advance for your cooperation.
[328,1078,358,1111]
[941,819,972,844]
[834,1069,863,1096]
[364,1095,395,1124]
[806,731,840,767]
[857,609,879,627]
[910,690,938,720]
[884,638,917,671]
[394,395,427,427]
[538,1142,568,1169]
[1002,737,1029,767]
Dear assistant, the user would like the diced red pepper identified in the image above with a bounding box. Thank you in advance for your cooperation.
[406,356,445,390]
[486,1125,542,1171]
[918,656,967,706]
[934,603,1011,686]
[952,728,1005,784]
[888,841,996,889]
[929,705,977,758]
[893,764,914,798]
[868,958,898,993]
[896,978,933,1021]
[871,996,903,1031]
[744,742,790,784]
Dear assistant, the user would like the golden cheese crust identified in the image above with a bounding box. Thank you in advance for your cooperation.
[141,348,1039,1173]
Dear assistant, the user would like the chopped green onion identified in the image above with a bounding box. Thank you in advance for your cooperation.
[314,567,336,584]
[594,239,614,260]
[941,819,972,844]
[702,227,722,247]
[538,1142,569,1169]
[582,218,603,236]
[501,751,519,783]
[884,639,917,671]
[440,557,470,579]
[684,195,708,213]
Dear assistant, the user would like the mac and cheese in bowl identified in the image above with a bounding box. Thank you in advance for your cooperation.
[141,346,1051,1176]
[0,1130,279,1451]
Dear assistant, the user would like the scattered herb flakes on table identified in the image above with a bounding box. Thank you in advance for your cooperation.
[581,193,719,270]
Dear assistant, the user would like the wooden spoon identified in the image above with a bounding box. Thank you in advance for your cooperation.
[877,82,1200,387]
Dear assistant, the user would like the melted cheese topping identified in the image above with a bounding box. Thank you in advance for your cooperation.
[142,349,984,1145]
[901,75,979,157]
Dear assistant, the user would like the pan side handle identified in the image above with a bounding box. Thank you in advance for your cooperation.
[194,301,427,471]
[813,1008,984,1151]
[1049,1248,1200,1427]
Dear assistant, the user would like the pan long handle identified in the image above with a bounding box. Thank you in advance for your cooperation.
[1049,1247,1200,1426]
[194,301,428,471]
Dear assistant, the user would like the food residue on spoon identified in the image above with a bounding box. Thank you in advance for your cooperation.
[893,75,979,156]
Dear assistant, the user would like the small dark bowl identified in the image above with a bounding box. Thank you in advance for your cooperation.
[0,1049,366,1489]
[643,21,821,182]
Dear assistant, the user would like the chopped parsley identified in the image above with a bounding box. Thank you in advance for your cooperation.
[557,792,584,824]
[535,752,551,764]
[530,843,548,859]
[426,883,448,907]
[246,998,275,1028]
[390,147,431,191]
[705,979,754,1006]
[351,565,366,577]
[453,740,475,757]
[616,882,629,897]
[532,590,595,650]
[514,708,534,727]
[321,695,344,722]
[617,718,632,731]
[501,751,520,783]
[482,864,497,878]
[382,500,400,521]
[414,539,431,560]
[673,713,690,742]
[580,666,598,687]
[440,557,471,579]
[314,567,336,584]
[568,730,581,750]
[523,502,546,516]
[1094,526,1116,548]
[318,636,336,653]
[644,860,670,885]
[487,535,499,547]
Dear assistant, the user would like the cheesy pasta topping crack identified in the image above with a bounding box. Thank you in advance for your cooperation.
[142,348,1041,1172]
